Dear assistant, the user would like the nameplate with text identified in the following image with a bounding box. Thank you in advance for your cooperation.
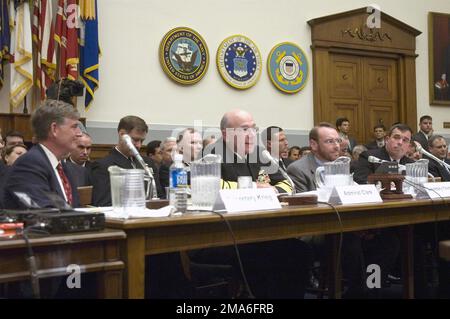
[216,188,281,213]
[330,184,382,205]
[422,182,450,199]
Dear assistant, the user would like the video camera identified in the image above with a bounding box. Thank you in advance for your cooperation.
[46,78,84,106]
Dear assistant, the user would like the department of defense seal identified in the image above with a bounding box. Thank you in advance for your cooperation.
[159,27,209,85]
[267,42,309,94]
[217,35,262,90]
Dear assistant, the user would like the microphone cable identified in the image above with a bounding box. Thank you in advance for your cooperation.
[211,211,255,299]
[316,201,344,296]
[22,225,50,299]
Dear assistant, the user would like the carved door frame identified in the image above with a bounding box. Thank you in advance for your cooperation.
[308,8,421,134]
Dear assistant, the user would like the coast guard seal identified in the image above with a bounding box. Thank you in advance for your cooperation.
[159,27,209,85]
[267,42,309,94]
[217,35,262,89]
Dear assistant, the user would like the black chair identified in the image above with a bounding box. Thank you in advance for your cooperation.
[180,251,241,298]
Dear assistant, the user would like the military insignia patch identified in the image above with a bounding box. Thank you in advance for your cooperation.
[217,35,262,90]
[159,27,209,85]
[267,42,309,94]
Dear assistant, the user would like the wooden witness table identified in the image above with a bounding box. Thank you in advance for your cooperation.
[0,229,126,298]
[106,198,450,299]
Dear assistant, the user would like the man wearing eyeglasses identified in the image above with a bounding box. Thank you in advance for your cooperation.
[204,109,292,193]
[193,109,312,298]
[287,122,341,192]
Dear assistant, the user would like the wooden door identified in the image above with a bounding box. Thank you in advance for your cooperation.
[328,54,398,144]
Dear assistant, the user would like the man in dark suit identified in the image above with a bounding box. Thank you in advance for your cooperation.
[366,124,386,150]
[3,100,82,209]
[354,123,415,184]
[412,115,433,152]
[90,115,163,206]
[427,135,450,181]
[66,132,93,187]
[353,123,414,296]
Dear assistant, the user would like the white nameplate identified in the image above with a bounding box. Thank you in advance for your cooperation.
[216,188,281,213]
[422,182,450,199]
[329,184,382,205]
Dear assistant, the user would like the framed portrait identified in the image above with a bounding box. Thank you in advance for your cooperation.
[429,12,450,105]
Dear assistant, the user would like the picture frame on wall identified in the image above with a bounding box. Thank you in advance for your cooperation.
[429,12,450,105]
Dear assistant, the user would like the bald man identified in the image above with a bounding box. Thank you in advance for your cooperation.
[193,109,311,298]
[204,109,292,193]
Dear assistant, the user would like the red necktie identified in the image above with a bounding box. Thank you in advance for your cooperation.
[56,163,73,205]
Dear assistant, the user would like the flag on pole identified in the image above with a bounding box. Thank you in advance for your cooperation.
[79,0,98,109]
[54,0,78,80]
[0,0,11,89]
[32,0,56,99]
[10,0,33,108]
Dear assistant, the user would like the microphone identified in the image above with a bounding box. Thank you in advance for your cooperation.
[261,150,296,195]
[367,155,405,172]
[415,143,450,172]
[122,134,158,199]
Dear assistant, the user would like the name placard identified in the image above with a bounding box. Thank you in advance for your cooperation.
[215,188,281,213]
[422,182,450,199]
[330,184,382,205]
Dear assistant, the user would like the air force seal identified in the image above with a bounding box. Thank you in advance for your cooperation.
[267,42,309,94]
[217,35,262,90]
[159,27,209,85]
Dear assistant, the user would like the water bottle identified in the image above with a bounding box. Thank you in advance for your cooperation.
[169,154,188,213]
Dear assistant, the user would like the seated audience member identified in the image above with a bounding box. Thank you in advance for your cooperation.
[197,109,311,298]
[158,137,177,194]
[90,115,163,206]
[177,128,203,164]
[202,135,217,148]
[352,145,367,161]
[427,135,450,181]
[300,146,312,157]
[261,126,292,170]
[4,130,24,148]
[3,100,82,209]
[339,137,352,158]
[146,140,163,168]
[336,117,357,152]
[412,115,433,151]
[288,146,301,161]
[2,144,28,166]
[66,132,93,187]
[366,124,386,150]
[68,132,92,167]
[0,144,28,207]
[406,141,422,161]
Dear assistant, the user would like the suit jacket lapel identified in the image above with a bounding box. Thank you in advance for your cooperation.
[36,145,67,201]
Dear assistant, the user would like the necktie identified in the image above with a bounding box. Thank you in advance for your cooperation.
[279,159,287,171]
[56,163,73,205]
[129,157,137,168]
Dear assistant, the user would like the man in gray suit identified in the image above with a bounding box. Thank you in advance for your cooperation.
[287,123,341,192]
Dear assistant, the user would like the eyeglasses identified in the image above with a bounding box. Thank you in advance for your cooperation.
[236,126,259,134]
[322,138,343,145]
[390,134,410,144]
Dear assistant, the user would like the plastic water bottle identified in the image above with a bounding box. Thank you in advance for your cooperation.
[169,154,188,213]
